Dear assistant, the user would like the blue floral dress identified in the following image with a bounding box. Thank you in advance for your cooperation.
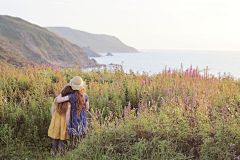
[67,93,88,135]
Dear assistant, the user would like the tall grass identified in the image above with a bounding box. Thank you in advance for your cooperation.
[0,62,240,159]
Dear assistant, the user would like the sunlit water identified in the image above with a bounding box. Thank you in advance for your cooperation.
[90,49,240,79]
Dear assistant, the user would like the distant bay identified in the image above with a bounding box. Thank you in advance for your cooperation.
[91,49,240,79]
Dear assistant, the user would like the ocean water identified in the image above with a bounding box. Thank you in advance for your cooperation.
[91,49,240,79]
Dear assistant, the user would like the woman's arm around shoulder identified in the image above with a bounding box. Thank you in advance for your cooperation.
[56,94,69,103]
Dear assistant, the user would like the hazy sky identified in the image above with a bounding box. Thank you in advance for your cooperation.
[0,0,240,50]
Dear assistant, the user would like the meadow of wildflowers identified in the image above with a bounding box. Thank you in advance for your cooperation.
[1,62,240,159]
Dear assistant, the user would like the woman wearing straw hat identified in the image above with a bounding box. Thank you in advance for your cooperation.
[57,76,89,147]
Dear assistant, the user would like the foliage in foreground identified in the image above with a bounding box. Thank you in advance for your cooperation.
[0,63,240,159]
[62,92,240,160]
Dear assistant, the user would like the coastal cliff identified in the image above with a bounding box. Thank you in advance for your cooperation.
[82,46,103,57]
[0,45,31,67]
[46,27,139,53]
[0,15,99,67]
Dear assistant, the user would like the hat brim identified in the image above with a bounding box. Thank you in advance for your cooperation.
[67,80,87,91]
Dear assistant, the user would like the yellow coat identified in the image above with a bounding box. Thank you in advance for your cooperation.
[48,98,69,140]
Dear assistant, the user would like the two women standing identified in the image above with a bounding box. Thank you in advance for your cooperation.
[48,76,89,157]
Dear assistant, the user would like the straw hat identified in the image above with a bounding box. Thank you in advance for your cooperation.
[67,76,87,91]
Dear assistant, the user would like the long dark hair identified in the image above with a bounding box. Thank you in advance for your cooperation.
[57,85,75,115]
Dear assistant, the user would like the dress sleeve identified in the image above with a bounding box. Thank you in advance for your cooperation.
[84,94,88,103]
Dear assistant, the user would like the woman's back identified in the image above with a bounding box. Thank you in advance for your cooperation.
[68,93,88,135]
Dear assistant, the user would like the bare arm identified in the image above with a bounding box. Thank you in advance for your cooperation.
[56,94,69,103]
[85,101,89,111]
[66,103,71,126]
[84,93,89,111]
[51,101,55,116]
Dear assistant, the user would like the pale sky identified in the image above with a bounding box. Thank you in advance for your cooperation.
[0,0,240,50]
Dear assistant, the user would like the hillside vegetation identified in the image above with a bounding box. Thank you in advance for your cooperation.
[0,45,31,67]
[1,63,240,159]
[47,27,139,53]
[0,15,98,67]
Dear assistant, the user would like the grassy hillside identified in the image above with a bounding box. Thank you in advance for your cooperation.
[0,45,30,67]
[0,15,98,67]
[46,27,139,53]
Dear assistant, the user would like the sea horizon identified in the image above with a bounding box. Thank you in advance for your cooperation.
[94,49,240,79]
